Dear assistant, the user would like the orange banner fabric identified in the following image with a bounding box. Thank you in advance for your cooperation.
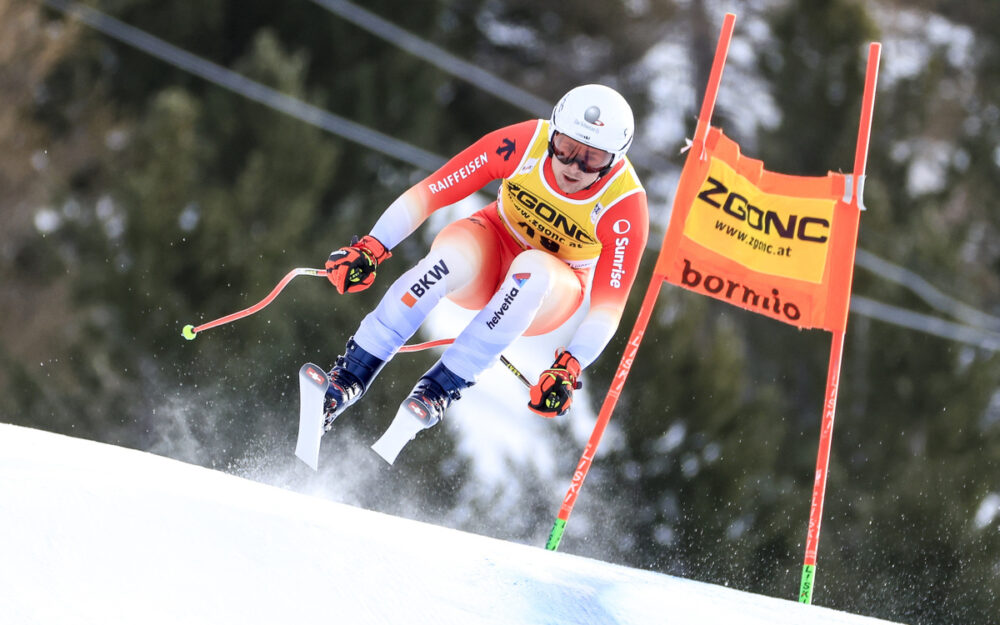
[656,127,860,332]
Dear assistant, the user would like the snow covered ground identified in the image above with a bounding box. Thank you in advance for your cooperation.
[0,423,902,625]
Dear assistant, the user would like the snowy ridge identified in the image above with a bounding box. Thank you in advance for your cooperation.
[0,424,901,625]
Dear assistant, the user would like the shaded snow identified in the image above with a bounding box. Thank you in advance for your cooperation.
[0,423,902,625]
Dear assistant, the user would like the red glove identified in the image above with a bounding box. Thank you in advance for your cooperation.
[326,235,391,294]
[528,350,582,417]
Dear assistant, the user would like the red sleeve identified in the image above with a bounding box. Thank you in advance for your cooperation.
[411,120,541,212]
[565,191,648,367]
[590,192,649,310]
[369,120,542,248]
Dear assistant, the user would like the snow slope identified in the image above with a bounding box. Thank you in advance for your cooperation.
[0,423,901,625]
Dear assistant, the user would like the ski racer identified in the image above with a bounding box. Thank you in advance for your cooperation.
[323,83,648,432]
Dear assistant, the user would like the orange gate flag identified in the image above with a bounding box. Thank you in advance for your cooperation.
[655,126,862,333]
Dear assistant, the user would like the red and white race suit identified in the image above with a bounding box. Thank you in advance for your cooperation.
[354,119,648,381]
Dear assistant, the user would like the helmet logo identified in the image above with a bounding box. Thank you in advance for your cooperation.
[584,106,604,126]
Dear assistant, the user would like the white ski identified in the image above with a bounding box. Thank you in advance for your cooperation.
[371,400,432,465]
[295,363,330,470]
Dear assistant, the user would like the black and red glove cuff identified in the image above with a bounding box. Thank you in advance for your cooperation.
[353,235,391,265]
[551,350,582,386]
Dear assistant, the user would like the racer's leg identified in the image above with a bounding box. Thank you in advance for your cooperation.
[441,249,585,381]
[354,211,509,360]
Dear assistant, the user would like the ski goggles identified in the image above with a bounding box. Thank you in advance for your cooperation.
[548,132,614,174]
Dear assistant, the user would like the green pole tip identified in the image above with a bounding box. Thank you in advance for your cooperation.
[182,324,197,340]
[799,564,816,604]
[546,518,567,551]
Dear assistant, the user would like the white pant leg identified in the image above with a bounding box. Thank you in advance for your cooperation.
[355,245,478,360]
[442,250,570,381]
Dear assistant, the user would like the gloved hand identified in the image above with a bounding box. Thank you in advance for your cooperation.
[528,349,582,417]
[326,235,391,294]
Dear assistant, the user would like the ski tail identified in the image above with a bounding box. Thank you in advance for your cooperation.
[295,363,330,470]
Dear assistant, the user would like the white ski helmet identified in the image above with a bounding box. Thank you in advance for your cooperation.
[549,84,635,174]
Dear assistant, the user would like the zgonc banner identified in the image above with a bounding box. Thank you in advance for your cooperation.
[655,126,861,334]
